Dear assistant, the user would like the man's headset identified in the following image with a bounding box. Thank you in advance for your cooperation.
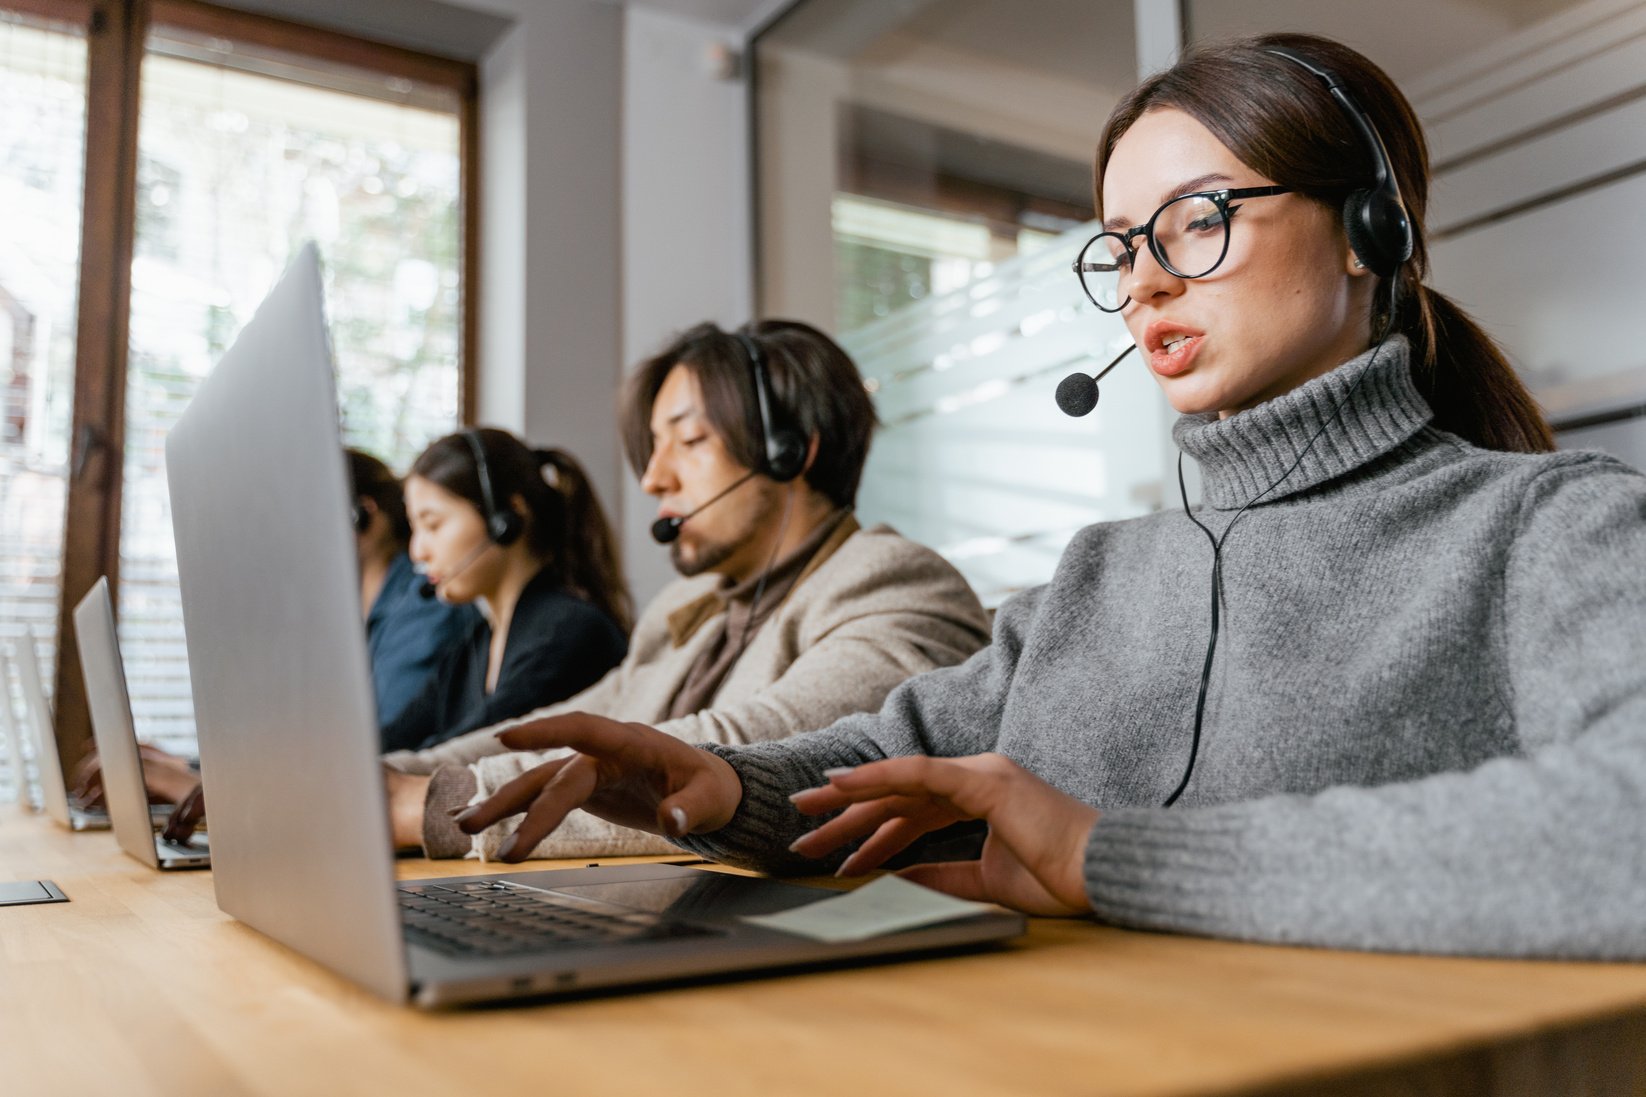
[651,330,807,544]
[737,331,807,483]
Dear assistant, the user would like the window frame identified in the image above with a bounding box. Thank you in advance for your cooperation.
[16,0,479,768]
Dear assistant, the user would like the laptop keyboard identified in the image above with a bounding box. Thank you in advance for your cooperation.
[398,879,716,958]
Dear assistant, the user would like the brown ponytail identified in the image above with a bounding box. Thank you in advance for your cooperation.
[1095,32,1554,453]
[534,447,634,634]
[1396,280,1554,452]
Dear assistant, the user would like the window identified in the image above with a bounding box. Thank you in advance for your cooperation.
[0,0,476,774]
[119,15,469,751]
[0,5,89,756]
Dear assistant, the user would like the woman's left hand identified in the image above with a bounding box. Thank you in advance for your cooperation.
[787,753,1099,917]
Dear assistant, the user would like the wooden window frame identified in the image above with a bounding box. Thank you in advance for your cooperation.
[27,0,479,769]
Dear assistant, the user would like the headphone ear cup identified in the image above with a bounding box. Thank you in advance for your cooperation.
[351,502,371,534]
[488,509,524,547]
[1342,189,1411,279]
[766,429,807,483]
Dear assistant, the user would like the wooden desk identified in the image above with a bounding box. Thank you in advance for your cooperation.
[2,810,1643,1097]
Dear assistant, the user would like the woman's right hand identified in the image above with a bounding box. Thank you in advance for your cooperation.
[453,712,743,862]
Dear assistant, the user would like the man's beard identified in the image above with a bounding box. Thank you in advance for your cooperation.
[668,483,779,578]
[669,536,736,577]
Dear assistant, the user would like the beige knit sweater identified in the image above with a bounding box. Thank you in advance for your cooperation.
[383,522,990,859]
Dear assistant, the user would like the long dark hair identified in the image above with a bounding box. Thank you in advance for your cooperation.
[411,428,633,632]
[620,319,879,507]
[1095,32,1553,452]
[345,448,410,544]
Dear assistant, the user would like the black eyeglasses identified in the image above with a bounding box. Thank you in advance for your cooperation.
[1072,186,1293,312]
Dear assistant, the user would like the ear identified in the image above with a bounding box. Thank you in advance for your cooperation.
[503,493,532,543]
[1344,242,1372,278]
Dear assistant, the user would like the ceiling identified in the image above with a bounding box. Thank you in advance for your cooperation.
[198,0,1595,85]
[752,0,1589,89]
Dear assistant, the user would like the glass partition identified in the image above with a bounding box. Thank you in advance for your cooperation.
[754,0,1158,603]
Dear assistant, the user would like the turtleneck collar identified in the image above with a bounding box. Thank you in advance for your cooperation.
[1170,335,1433,511]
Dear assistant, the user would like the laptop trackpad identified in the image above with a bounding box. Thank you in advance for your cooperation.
[541,874,831,925]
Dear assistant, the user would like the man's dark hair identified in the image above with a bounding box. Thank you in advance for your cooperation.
[620,319,879,508]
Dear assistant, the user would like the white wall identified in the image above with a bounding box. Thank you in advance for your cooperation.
[619,6,755,600]
[433,0,757,603]
[1414,0,1646,426]
[465,2,625,545]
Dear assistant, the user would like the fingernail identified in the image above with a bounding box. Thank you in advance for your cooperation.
[822,767,854,779]
[452,807,478,829]
[787,787,820,802]
[668,806,688,836]
[787,834,808,852]
[496,834,518,860]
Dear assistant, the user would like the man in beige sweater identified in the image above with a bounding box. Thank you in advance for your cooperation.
[385,320,990,859]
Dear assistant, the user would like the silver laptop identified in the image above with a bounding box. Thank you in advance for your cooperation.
[1,648,34,811]
[165,243,1023,1008]
[73,578,210,870]
[8,631,107,830]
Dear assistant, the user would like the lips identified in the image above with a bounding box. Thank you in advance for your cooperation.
[1144,320,1205,378]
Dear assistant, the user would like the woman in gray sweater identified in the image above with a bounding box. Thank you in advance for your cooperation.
[450,33,1645,959]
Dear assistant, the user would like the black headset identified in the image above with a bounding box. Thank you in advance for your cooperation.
[350,501,372,534]
[462,428,524,546]
[736,331,807,483]
[1267,46,1413,279]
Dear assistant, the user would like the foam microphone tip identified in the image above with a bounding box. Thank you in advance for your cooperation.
[1055,372,1100,417]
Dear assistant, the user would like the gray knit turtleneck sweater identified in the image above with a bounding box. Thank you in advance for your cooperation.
[679,337,1646,959]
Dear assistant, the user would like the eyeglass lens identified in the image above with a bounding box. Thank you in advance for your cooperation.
[1076,193,1235,311]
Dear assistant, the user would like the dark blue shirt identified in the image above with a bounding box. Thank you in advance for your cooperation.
[378,565,628,753]
[367,552,479,728]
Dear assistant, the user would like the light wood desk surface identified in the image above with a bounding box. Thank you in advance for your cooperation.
[2,809,1644,1097]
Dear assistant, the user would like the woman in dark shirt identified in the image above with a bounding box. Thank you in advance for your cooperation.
[379,429,632,753]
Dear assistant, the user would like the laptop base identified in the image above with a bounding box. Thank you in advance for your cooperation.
[403,863,1024,1009]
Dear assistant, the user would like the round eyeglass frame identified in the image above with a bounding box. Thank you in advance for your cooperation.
[1072,185,1294,313]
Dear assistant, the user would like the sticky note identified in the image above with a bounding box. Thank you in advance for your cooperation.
[740,875,994,943]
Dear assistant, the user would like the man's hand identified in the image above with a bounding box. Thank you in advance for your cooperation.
[787,753,1099,917]
[453,712,743,862]
[161,783,207,844]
